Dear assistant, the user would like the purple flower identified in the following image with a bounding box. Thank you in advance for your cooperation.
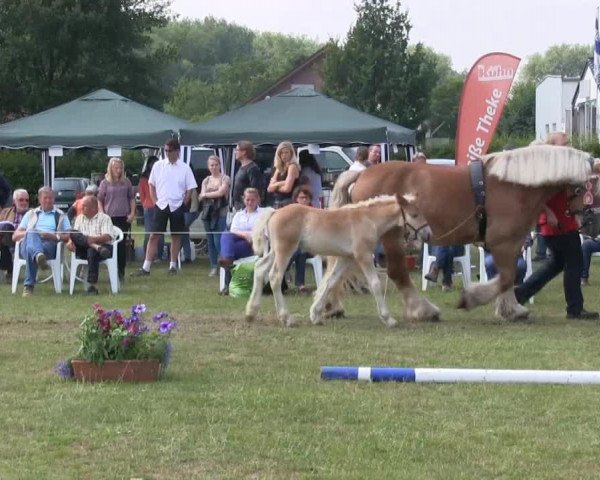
[152,311,168,322]
[159,321,176,334]
[131,304,146,315]
[54,360,74,380]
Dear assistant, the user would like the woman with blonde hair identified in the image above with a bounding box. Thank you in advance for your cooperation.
[98,157,135,281]
[199,155,231,276]
[267,141,300,208]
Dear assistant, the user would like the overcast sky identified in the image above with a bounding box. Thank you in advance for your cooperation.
[169,0,599,71]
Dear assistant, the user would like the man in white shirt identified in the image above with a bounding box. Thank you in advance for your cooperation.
[134,138,197,276]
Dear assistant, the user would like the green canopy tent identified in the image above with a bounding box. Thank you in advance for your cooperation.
[0,89,192,185]
[180,85,415,147]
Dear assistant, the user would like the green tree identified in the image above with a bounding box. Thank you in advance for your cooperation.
[322,0,439,129]
[162,20,320,120]
[0,0,171,120]
[498,44,589,136]
[427,74,464,138]
[521,44,590,83]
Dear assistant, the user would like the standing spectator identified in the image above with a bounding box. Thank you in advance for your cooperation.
[367,144,382,166]
[199,155,230,276]
[98,157,135,282]
[0,189,30,281]
[0,172,11,208]
[12,186,71,296]
[218,188,262,295]
[514,132,598,320]
[232,140,263,211]
[267,141,300,209]
[67,196,114,295]
[67,184,98,222]
[133,138,197,276]
[139,156,164,261]
[298,150,322,208]
[348,146,370,172]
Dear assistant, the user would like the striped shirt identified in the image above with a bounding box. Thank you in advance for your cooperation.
[74,212,114,240]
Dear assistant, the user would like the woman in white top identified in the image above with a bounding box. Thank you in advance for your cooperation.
[199,155,231,276]
[218,188,262,294]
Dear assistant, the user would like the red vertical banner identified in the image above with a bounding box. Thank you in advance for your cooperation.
[455,53,521,166]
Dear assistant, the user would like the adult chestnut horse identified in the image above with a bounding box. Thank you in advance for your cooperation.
[330,144,600,322]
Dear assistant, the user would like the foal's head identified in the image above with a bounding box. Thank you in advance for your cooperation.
[396,193,430,245]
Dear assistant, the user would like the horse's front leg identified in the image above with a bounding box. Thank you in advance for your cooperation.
[269,251,294,327]
[245,252,274,322]
[310,257,350,325]
[382,229,440,322]
[355,253,397,327]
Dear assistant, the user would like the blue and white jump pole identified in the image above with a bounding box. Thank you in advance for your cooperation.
[320,366,600,384]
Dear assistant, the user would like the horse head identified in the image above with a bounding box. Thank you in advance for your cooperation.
[396,192,431,245]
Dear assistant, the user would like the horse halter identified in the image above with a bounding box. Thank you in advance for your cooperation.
[400,206,429,242]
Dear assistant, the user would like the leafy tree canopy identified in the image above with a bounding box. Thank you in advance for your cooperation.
[0,0,171,120]
[161,18,319,121]
[521,44,591,84]
[322,0,440,129]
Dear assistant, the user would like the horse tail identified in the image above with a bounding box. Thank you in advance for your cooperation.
[252,207,276,256]
[331,170,362,208]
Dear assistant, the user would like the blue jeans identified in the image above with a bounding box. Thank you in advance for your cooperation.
[485,252,527,285]
[581,238,600,279]
[20,232,57,287]
[220,231,254,288]
[289,250,309,286]
[204,216,227,269]
[431,245,465,285]
[143,208,164,260]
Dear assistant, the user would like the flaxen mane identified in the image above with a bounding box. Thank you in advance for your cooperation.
[340,194,396,209]
[484,145,594,188]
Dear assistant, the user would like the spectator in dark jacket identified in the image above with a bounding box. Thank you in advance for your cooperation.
[232,140,263,210]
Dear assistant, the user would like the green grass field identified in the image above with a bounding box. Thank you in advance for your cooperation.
[1,251,600,479]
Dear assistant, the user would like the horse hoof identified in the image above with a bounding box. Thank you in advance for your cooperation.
[326,309,345,319]
[245,314,255,323]
[385,317,399,328]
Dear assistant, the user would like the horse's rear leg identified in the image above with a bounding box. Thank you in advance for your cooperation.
[382,229,440,322]
[245,252,274,322]
[310,258,350,325]
[355,253,397,327]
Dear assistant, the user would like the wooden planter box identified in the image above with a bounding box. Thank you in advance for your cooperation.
[71,359,161,383]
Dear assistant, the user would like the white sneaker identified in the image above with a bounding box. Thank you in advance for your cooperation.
[208,268,218,277]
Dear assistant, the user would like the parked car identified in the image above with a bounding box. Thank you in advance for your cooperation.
[53,177,90,210]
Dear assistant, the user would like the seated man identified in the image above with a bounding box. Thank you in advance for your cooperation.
[0,189,30,281]
[424,245,465,291]
[218,188,262,295]
[484,249,527,285]
[67,196,114,295]
[12,186,71,296]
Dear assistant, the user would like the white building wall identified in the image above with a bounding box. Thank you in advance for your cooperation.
[536,76,564,140]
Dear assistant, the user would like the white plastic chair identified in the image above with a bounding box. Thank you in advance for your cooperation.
[69,226,124,295]
[478,245,534,304]
[12,240,64,294]
[422,243,472,291]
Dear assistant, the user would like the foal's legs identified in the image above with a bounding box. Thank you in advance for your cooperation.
[269,249,295,327]
[310,257,351,325]
[354,252,398,327]
[245,251,274,322]
[382,228,440,322]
